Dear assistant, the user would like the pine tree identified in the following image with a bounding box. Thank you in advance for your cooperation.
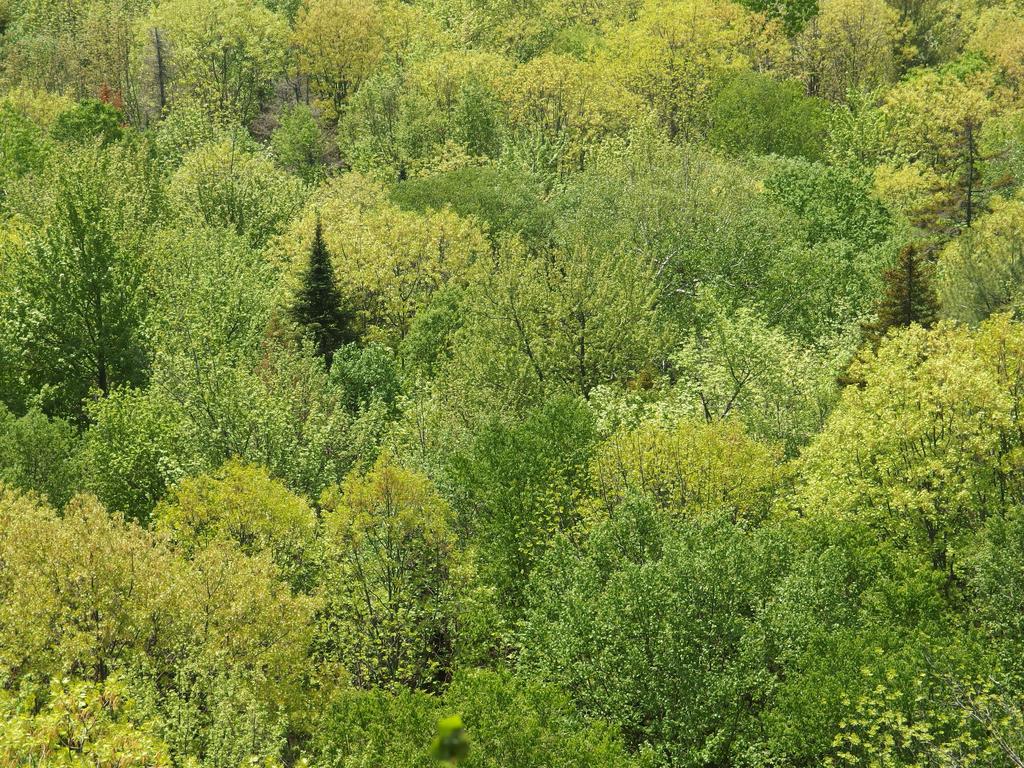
[292,219,356,368]
[839,244,941,388]
[865,244,940,343]
[915,115,1013,243]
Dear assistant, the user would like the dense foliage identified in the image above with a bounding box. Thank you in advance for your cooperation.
[2,0,1024,764]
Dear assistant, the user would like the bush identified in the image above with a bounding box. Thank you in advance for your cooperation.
[272,104,325,182]
[520,497,786,766]
[708,72,827,160]
[311,670,638,768]
[51,99,124,146]
[154,459,320,591]
[0,405,80,507]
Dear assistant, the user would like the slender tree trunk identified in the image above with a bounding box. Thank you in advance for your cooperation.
[964,118,977,228]
[152,28,167,114]
[94,284,109,396]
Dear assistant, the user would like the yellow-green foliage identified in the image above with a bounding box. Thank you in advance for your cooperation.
[167,139,308,247]
[824,665,1009,768]
[800,316,1024,571]
[276,175,488,343]
[499,52,640,174]
[792,0,900,101]
[606,0,786,139]
[881,69,995,169]
[0,484,315,744]
[939,192,1024,323]
[0,675,172,768]
[293,0,386,118]
[5,0,1024,763]
[591,418,784,522]
[967,6,1024,96]
[146,0,290,121]
[0,487,186,684]
[155,459,318,589]
[319,454,459,691]
[0,86,72,127]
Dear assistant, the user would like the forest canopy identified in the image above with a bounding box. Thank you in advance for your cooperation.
[2,0,1024,765]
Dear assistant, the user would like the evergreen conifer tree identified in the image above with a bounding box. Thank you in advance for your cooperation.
[292,218,355,368]
[865,244,940,343]
[840,244,941,388]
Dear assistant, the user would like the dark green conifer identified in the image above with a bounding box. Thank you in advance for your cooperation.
[292,218,355,368]
[840,244,941,388]
[864,243,940,345]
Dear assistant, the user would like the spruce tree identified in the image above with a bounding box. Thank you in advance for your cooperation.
[292,219,355,368]
[865,244,940,343]
[838,244,941,388]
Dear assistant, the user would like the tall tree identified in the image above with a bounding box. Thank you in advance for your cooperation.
[878,71,1001,243]
[293,0,384,121]
[292,218,355,368]
[146,0,290,122]
[9,146,153,420]
[317,453,459,691]
[913,114,1011,239]
[864,244,940,344]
